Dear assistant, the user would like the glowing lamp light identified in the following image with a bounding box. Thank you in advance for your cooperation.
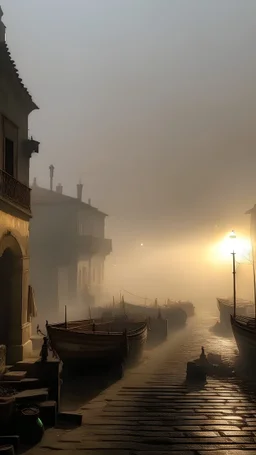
[229,230,236,253]
[210,231,251,264]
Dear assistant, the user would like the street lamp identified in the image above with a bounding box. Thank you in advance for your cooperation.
[229,230,237,318]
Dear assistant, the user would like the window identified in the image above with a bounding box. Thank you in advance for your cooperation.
[83,266,87,284]
[79,269,82,288]
[4,138,14,176]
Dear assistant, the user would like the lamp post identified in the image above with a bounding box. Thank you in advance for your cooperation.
[229,230,237,318]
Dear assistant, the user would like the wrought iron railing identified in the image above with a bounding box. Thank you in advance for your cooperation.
[0,169,31,210]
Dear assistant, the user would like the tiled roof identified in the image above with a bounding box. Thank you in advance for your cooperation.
[0,41,38,110]
[31,185,107,217]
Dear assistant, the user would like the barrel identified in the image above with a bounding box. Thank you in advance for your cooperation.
[16,406,44,445]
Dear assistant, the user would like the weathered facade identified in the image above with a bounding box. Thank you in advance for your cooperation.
[0,8,39,362]
[30,181,112,323]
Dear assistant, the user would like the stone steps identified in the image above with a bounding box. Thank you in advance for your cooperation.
[15,387,49,404]
[10,359,40,375]
[3,371,27,382]
[0,378,40,391]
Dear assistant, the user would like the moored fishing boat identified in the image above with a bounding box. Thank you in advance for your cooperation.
[165,300,195,317]
[46,318,148,371]
[100,300,187,329]
[97,303,168,346]
[217,297,253,330]
[230,315,256,360]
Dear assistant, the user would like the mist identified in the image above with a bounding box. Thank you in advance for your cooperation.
[3,0,256,309]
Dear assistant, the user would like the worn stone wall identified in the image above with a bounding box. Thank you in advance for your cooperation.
[77,255,105,303]
[0,20,38,363]
[0,211,29,254]
[0,345,6,374]
[77,208,105,238]
[0,210,31,362]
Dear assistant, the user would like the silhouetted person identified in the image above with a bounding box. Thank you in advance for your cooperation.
[200,346,208,366]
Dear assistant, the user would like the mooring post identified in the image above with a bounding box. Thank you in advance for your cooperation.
[64,305,67,329]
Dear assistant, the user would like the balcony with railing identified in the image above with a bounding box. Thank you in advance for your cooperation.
[79,235,112,256]
[23,138,40,158]
[0,169,30,211]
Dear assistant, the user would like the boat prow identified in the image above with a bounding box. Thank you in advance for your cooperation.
[217,297,253,330]
[230,315,256,361]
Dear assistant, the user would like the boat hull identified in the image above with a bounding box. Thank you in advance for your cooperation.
[217,298,253,330]
[46,319,148,371]
[99,301,187,333]
[230,315,256,361]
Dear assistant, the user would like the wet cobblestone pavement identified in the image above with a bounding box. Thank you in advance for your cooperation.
[26,307,256,454]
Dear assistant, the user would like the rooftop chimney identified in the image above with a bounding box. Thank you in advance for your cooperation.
[77,182,83,201]
[56,183,63,194]
[88,198,91,206]
[0,7,6,42]
[32,177,37,187]
[49,165,54,191]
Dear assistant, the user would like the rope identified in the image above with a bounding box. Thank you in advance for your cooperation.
[121,289,155,303]
[120,289,167,305]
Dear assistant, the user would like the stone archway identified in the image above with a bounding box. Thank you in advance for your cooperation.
[0,232,23,364]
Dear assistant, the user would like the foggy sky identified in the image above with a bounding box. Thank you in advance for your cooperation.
[2,0,256,244]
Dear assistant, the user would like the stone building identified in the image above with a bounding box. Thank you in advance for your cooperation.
[0,8,39,362]
[30,178,112,324]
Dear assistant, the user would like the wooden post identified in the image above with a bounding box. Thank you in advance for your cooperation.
[64,305,67,329]
[231,251,236,318]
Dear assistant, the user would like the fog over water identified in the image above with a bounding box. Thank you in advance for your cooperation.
[3,0,256,304]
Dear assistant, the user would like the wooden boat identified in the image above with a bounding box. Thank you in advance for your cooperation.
[230,315,256,360]
[165,300,195,317]
[99,301,187,329]
[46,318,148,371]
[96,304,169,346]
[217,297,253,330]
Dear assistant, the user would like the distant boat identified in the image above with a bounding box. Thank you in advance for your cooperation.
[98,301,187,330]
[46,318,148,371]
[97,304,169,346]
[217,297,253,329]
[165,300,195,317]
[230,315,256,360]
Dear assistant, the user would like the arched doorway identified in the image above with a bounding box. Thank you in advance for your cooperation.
[0,232,23,364]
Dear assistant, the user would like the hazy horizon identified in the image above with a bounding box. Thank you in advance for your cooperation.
[2,0,256,300]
